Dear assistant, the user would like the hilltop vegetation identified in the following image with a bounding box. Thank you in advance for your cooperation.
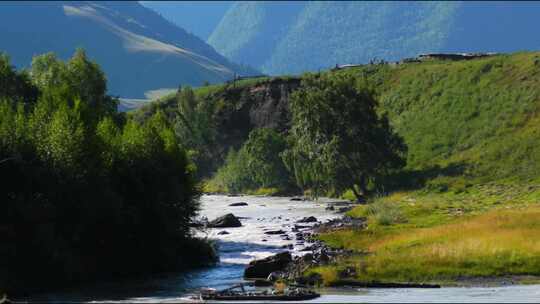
[208,1,540,75]
[0,50,215,295]
[138,52,540,194]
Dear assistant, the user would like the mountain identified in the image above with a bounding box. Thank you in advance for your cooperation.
[208,1,540,75]
[0,1,253,98]
[139,1,232,40]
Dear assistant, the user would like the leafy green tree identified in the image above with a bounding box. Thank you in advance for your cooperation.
[243,128,290,188]
[211,128,292,193]
[175,86,217,176]
[31,49,117,120]
[1,49,214,294]
[0,53,38,104]
[283,73,406,200]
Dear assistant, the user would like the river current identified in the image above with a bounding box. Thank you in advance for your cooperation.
[29,195,540,303]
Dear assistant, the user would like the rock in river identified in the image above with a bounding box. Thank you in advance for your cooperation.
[217,230,230,235]
[207,213,242,228]
[297,216,317,223]
[228,202,248,207]
[265,229,286,235]
[244,252,292,278]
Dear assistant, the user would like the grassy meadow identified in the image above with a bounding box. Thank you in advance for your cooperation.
[310,182,540,285]
[305,52,540,286]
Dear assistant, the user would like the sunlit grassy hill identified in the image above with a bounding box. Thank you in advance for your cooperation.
[351,52,540,184]
[310,52,540,285]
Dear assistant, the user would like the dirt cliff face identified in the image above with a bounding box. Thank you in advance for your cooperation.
[213,77,301,153]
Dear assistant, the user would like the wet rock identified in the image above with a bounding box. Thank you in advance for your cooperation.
[301,245,316,252]
[338,266,357,278]
[302,253,314,263]
[319,252,330,264]
[280,235,292,241]
[337,206,353,213]
[325,205,335,211]
[261,239,268,242]
[217,230,230,235]
[281,244,294,250]
[290,197,303,201]
[228,202,248,207]
[244,252,292,278]
[297,216,317,223]
[264,229,286,235]
[267,271,284,282]
[253,279,273,287]
[207,213,242,228]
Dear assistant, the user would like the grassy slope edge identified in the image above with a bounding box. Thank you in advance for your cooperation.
[309,52,540,285]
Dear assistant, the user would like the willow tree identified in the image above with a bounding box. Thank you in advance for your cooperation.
[283,73,406,201]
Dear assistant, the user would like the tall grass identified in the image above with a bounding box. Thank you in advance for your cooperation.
[358,207,540,282]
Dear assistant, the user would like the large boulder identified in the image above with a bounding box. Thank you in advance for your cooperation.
[244,252,292,278]
[207,213,242,228]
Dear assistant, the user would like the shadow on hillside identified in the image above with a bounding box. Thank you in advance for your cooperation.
[376,162,468,194]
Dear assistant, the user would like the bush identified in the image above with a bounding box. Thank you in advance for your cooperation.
[210,128,294,193]
[365,201,407,226]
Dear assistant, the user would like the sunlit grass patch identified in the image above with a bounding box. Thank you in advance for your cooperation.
[315,183,540,285]
[356,206,540,282]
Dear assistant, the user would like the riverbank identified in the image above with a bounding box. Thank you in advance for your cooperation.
[300,182,540,287]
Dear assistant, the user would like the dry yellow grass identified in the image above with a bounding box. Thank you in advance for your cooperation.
[358,206,540,282]
[316,203,540,285]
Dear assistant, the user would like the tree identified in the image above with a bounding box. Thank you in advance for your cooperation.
[174,86,217,176]
[0,53,38,104]
[283,73,406,200]
[243,128,290,189]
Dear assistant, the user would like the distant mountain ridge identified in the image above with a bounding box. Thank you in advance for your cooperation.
[0,1,253,98]
[139,1,232,40]
[206,1,540,75]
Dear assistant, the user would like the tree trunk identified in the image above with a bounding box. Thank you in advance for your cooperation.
[352,175,368,203]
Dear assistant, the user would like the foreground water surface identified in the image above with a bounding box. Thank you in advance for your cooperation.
[29,195,540,303]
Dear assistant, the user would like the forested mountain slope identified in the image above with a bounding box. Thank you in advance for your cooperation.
[209,1,540,75]
[140,1,232,40]
[0,1,252,98]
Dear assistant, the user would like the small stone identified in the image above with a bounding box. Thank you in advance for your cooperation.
[217,230,230,235]
[297,216,317,223]
[265,230,286,235]
[228,202,248,207]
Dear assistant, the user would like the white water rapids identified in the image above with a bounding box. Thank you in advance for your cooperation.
[28,195,540,303]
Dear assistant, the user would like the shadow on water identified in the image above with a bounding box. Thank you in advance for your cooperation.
[25,241,283,302]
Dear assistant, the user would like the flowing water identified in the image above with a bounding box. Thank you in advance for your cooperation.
[27,195,540,303]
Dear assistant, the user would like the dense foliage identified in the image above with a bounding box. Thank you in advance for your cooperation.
[174,86,219,177]
[0,50,215,295]
[283,73,406,199]
[211,128,293,194]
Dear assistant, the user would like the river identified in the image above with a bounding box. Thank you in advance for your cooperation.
[28,195,540,303]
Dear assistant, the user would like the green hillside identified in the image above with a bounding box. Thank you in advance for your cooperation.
[209,1,540,75]
[138,52,540,187]
[345,52,540,184]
